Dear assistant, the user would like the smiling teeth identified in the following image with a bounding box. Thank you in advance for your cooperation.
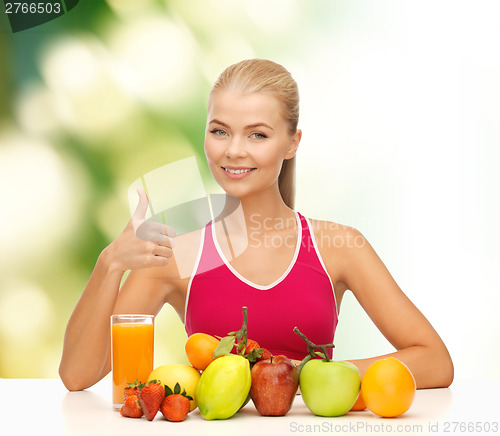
[224,167,253,174]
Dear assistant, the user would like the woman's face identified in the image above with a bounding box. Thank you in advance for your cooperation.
[204,90,300,201]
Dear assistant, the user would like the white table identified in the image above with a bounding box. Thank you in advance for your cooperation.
[0,378,498,435]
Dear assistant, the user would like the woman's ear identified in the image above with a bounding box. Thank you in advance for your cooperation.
[284,129,302,159]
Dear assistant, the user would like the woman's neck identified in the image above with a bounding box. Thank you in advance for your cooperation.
[217,186,296,234]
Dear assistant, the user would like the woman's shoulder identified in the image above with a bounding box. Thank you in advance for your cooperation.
[302,215,367,252]
[299,215,369,288]
[302,215,362,238]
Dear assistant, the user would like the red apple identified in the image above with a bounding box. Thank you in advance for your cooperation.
[250,355,299,416]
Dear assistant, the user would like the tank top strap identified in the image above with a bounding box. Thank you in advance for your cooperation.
[295,212,333,280]
[297,212,315,257]
[297,212,309,240]
[195,221,225,276]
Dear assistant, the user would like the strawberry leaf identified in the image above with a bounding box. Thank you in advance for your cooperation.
[164,384,174,397]
[180,387,193,401]
[174,382,181,395]
[126,379,138,388]
[245,348,263,362]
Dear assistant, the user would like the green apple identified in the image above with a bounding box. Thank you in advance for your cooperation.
[300,359,361,417]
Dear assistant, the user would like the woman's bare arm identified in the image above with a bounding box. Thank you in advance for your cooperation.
[59,189,176,391]
[321,224,454,389]
[59,249,125,391]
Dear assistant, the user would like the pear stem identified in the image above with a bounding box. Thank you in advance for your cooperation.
[293,327,335,363]
[228,306,248,354]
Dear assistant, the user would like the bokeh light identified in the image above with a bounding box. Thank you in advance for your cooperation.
[15,83,60,135]
[0,280,54,343]
[105,0,155,17]
[0,280,57,376]
[243,0,301,36]
[107,14,197,109]
[40,35,136,138]
[0,130,85,270]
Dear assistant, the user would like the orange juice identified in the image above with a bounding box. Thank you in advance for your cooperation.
[111,316,154,408]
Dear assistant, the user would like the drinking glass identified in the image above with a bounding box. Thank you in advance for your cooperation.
[111,314,154,409]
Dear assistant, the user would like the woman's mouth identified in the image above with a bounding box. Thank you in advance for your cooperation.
[221,166,256,179]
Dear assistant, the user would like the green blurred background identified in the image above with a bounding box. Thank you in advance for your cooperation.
[1,0,499,380]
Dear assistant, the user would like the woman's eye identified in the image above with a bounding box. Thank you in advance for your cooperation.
[210,129,227,136]
[251,132,267,139]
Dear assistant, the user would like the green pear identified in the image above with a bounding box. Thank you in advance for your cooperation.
[196,354,251,420]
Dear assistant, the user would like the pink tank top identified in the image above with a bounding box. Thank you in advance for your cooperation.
[184,212,338,360]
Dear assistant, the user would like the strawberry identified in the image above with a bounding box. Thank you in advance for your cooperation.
[123,379,142,402]
[161,383,193,422]
[161,394,190,422]
[138,380,165,421]
[120,394,143,418]
[241,338,264,362]
[244,339,261,354]
[257,347,273,361]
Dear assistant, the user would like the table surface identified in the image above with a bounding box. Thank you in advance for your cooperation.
[1,377,498,436]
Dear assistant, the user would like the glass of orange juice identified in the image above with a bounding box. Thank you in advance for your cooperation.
[111,314,154,410]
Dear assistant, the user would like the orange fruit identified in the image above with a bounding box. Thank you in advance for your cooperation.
[361,357,416,417]
[350,391,367,411]
[185,333,220,371]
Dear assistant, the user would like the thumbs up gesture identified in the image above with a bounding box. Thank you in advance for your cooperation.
[105,188,176,273]
[132,187,176,242]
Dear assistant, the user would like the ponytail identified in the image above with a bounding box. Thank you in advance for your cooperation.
[278,156,296,209]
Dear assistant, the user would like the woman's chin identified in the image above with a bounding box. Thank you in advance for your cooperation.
[210,178,248,198]
[219,187,248,200]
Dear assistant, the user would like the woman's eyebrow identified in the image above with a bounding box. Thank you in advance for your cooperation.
[208,119,274,130]
[245,122,274,130]
[209,119,229,128]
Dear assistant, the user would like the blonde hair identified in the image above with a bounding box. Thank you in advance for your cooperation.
[209,59,299,209]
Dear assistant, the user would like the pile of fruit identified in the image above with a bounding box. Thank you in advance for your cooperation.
[119,307,416,421]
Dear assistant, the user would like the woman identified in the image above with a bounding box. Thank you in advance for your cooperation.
[59,59,454,391]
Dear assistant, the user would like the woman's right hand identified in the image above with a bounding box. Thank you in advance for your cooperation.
[103,187,176,274]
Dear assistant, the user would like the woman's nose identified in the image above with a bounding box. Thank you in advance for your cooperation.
[225,136,247,158]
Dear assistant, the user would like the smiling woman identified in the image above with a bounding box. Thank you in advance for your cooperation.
[207,59,300,208]
[59,59,453,392]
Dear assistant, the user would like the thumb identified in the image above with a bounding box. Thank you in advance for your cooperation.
[132,187,149,224]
